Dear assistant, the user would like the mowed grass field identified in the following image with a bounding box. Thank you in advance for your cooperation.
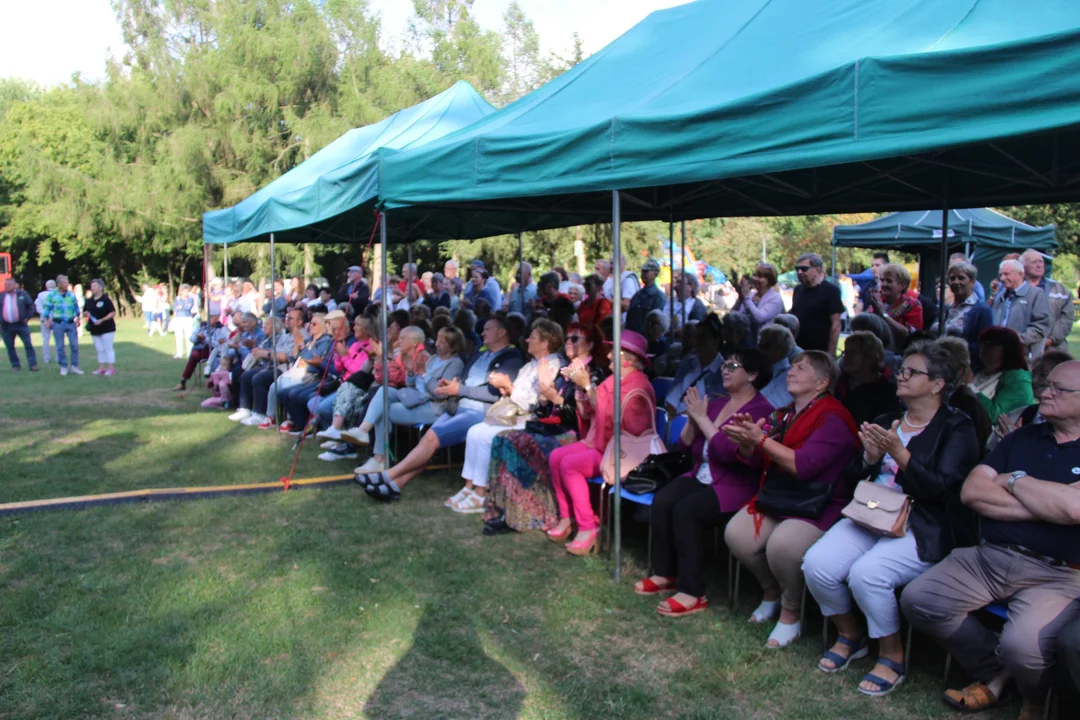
[0,320,1055,719]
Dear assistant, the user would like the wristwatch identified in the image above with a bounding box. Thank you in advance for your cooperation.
[1007,471,1027,495]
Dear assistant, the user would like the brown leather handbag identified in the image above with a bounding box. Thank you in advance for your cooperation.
[841,481,912,538]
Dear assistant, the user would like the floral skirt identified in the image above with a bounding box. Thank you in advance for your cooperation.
[483,429,578,531]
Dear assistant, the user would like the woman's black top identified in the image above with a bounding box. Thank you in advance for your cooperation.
[85,295,117,335]
[535,359,609,436]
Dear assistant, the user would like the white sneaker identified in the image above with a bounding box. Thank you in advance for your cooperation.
[445,486,472,508]
[68,366,84,375]
[340,427,370,445]
[319,440,339,449]
[60,366,68,377]
[228,409,251,422]
[318,448,358,462]
[241,413,267,426]
[316,427,342,441]
[451,490,487,514]
[354,457,385,473]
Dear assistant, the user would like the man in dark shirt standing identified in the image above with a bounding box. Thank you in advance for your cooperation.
[902,360,1080,718]
[790,252,844,356]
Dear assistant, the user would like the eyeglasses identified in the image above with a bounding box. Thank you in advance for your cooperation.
[795,266,813,273]
[567,335,584,343]
[721,361,744,372]
[1044,382,1080,397]
[896,366,932,381]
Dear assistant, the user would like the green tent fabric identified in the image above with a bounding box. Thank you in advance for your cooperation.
[832,208,1057,289]
[202,81,494,245]
[377,0,1080,241]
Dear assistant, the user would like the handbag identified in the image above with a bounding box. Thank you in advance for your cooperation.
[623,451,694,495]
[842,480,912,538]
[526,415,570,436]
[754,472,835,520]
[601,389,666,485]
[485,397,527,427]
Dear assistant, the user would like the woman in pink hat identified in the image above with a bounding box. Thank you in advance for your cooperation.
[548,329,657,556]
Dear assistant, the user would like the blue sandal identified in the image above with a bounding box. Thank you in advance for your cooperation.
[858,657,906,697]
[817,635,868,673]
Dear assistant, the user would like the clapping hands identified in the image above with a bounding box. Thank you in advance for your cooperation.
[722,413,766,455]
[859,420,903,464]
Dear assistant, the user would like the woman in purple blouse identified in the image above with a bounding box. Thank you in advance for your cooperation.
[635,349,775,617]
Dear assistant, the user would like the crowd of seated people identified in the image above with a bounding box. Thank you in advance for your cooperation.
[175,251,1080,715]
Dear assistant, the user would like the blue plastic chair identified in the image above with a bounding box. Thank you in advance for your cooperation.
[666,414,688,447]
[651,376,674,404]
[655,407,668,445]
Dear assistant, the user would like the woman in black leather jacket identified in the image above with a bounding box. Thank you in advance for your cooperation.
[801,341,979,698]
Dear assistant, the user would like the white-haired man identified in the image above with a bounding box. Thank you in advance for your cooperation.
[507,261,536,315]
[34,279,56,364]
[42,275,83,375]
[601,253,640,317]
[992,258,1050,359]
[1021,248,1074,352]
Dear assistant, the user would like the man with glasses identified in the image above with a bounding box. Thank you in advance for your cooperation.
[790,253,844,356]
[902,360,1080,718]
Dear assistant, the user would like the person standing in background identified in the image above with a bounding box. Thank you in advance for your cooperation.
[83,279,117,375]
[172,284,197,359]
[34,279,55,364]
[1021,248,1074,353]
[790,253,844,356]
[42,274,83,376]
[1,277,38,372]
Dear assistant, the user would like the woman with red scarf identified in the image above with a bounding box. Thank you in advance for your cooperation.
[723,350,860,649]
[864,263,923,349]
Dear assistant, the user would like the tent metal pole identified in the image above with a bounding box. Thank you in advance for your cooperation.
[681,221,687,326]
[269,233,280,418]
[407,243,414,293]
[202,244,209,318]
[832,246,838,281]
[223,243,229,283]
[612,190,623,583]
[381,217,391,461]
[938,175,949,337]
[668,219,675,340]
[518,232,524,311]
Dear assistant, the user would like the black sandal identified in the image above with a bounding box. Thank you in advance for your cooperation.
[363,475,400,502]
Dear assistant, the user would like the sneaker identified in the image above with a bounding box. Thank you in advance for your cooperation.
[68,366,83,375]
[92,369,106,375]
[451,490,487,514]
[241,413,268,426]
[172,355,183,359]
[316,427,342,441]
[60,366,68,377]
[340,427,370,445]
[318,447,358,462]
[319,440,340,450]
[228,409,250,422]
[445,486,472,508]
[354,457,385,473]
[278,421,295,434]
[258,417,277,430]
[104,369,116,376]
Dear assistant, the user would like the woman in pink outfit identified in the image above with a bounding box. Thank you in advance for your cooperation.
[548,330,656,556]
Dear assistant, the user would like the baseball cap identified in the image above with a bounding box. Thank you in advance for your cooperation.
[641,259,661,273]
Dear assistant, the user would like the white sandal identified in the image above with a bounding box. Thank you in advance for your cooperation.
[445,487,471,508]
[765,620,801,649]
[451,490,486,514]
[749,599,780,624]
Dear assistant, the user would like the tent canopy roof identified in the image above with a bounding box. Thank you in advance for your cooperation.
[377,0,1080,242]
[832,208,1057,252]
[202,81,494,245]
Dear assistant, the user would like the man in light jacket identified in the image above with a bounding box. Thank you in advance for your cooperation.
[1021,248,1075,353]
[992,258,1050,359]
[34,279,55,364]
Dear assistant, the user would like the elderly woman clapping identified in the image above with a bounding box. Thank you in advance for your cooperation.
[865,264,923,348]
[722,351,860,649]
[802,342,979,696]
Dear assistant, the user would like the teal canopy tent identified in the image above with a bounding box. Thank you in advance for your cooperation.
[377,0,1080,240]
[832,208,1058,291]
[201,81,494,245]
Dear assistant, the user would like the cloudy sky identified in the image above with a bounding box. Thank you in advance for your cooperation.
[0,0,689,87]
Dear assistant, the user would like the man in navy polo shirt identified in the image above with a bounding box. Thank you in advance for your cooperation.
[902,361,1080,718]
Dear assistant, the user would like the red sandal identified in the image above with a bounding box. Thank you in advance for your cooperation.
[634,576,677,595]
[657,595,708,617]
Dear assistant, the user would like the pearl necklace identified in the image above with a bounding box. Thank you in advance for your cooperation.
[902,412,932,429]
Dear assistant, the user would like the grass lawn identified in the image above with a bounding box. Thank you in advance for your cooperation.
[0,321,1033,718]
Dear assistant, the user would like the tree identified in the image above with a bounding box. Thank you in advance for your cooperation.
[500,1,541,102]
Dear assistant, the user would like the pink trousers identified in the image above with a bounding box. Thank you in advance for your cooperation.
[549,441,603,531]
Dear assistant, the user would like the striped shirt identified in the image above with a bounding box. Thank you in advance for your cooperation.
[43,290,81,323]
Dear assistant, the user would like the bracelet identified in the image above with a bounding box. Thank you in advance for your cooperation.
[756,436,768,455]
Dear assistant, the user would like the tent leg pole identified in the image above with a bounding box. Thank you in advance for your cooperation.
[681,221,687,329]
[270,233,280,420]
[832,246,838,281]
[668,218,675,340]
[202,244,209,318]
[518,232,524,310]
[612,190,623,584]
[381,218,391,461]
[223,243,229,283]
[407,243,413,292]
[938,176,950,337]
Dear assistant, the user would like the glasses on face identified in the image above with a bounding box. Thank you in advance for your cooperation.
[896,366,932,381]
[795,266,812,273]
[1044,382,1080,397]
[567,335,583,344]
[721,361,743,372]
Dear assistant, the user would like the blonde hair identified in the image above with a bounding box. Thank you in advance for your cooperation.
[880,263,911,289]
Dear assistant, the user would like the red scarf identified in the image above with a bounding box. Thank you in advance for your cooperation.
[746,393,859,536]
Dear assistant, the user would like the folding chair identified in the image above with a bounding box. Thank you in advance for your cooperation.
[609,484,656,567]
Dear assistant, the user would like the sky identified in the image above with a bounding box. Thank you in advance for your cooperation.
[0,0,690,87]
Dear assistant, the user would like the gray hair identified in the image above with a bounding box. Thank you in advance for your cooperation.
[518,261,533,275]
[399,326,426,345]
[759,324,796,357]
[444,259,458,270]
[948,261,978,282]
[90,278,106,289]
[796,253,824,269]
[936,336,972,376]
[850,312,893,351]
[241,312,258,324]
[999,258,1025,274]
[646,309,670,332]
[45,279,56,290]
[56,274,69,283]
[905,340,959,396]
[773,313,800,337]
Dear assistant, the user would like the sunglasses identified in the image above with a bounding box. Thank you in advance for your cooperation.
[795,266,813,273]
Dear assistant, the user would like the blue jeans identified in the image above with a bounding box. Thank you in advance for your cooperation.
[1,322,37,368]
[430,409,486,447]
[51,321,79,368]
[307,392,337,429]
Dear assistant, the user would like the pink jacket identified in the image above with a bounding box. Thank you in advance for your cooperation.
[580,370,655,450]
[334,339,370,381]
